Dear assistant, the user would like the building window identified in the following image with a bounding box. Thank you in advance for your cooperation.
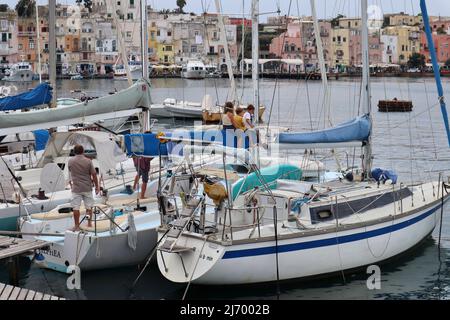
[130,0,134,6]
[29,40,35,49]
[18,43,22,50]
[168,30,172,36]
[157,30,160,36]
[343,37,346,42]
[117,1,121,5]
[1,33,6,42]
[166,45,172,51]
[127,13,133,20]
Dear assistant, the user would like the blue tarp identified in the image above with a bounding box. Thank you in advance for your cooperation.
[371,168,398,184]
[124,133,169,157]
[279,114,371,145]
[0,83,52,111]
[124,130,251,157]
[33,130,50,151]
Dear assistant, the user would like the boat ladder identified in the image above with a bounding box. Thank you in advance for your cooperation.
[158,197,204,254]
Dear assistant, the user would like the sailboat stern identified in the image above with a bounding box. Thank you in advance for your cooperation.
[157,230,226,284]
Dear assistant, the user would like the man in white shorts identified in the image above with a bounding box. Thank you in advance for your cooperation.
[68,144,100,231]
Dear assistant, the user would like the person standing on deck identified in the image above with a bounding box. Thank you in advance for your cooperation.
[68,144,100,231]
[133,156,152,199]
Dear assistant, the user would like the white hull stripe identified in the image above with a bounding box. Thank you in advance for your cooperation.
[223,202,443,259]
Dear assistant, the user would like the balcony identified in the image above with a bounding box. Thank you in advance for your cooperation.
[320,31,329,37]
[386,49,392,54]
[207,52,218,56]
[18,31,36,37]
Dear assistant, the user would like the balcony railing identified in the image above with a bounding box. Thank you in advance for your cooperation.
[18,31,36,37]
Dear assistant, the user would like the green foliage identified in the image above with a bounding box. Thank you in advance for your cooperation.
[0,4,9,12]
[15,0,35,18]
[407,52,426,69]
[176,0,186,13]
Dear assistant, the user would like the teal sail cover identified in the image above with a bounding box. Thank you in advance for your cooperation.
[279,114,371,145]
[0,83,52,111]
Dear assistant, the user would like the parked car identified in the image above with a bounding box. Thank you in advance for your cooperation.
[407,67,421,73]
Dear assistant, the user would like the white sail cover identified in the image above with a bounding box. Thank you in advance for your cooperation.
[37,131,127,175]
[0,79,150,136]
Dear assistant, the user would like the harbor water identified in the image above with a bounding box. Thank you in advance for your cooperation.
[1,77,450,299]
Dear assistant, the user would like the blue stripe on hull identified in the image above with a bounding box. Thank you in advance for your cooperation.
[223,202,442,259]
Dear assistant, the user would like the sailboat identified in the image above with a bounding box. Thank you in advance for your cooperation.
[153,0,450,285]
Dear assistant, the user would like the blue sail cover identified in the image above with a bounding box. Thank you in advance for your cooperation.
[124,130,251,157]
[0,83,52,111]
[33,130,50,151]
[279,114,371,145]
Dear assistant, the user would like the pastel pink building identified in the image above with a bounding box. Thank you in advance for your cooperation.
[269,23,303,59]
[349,30,383,66]
[420,32,450,63]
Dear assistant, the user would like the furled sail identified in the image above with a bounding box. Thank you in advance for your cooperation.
[278,114,371,148]
[0,79,150,136]
[0,83,52,111]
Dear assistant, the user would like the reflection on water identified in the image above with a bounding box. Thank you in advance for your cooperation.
[1,77,450,299]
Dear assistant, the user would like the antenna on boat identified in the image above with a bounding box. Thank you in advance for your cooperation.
[420,0,450,147]
[361,0,373,179]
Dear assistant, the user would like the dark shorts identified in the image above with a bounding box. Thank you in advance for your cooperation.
[138,168,149,183]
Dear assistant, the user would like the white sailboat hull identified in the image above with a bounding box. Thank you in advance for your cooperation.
[157,194,444,285]
[21,209,160,273]
[3,69,34,82]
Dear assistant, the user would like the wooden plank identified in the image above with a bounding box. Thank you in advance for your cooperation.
[17,288,29,300]
[25,290,36,300]
[0,285,13,300]
[8,287,21,300]
[42,294,51,300]
[0,240,49,260]
[33,292,43,300]
[50,296,59,300]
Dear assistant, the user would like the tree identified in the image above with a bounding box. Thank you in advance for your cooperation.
[0,4,9,12]
[76,0,93,12]
[15,0,35,18]
[331,14,345,28]
[176,0,186,14]
[407,52,426,69]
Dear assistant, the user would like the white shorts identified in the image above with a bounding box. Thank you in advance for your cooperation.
[71,192,95,210]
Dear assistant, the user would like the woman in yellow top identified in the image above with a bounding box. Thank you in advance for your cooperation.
[233,107,246,131]
[234,107,246,148]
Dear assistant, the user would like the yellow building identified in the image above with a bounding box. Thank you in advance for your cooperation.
[385,13,423,27]
[148,21,158,62]
[156,43,174,64]
[383,26,420,64]
[330,28,351,68]
[338,18,361,29]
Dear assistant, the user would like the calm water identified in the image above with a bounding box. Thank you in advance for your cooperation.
[1,76,450,299]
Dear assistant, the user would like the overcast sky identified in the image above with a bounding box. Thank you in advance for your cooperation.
[3,0,450,20]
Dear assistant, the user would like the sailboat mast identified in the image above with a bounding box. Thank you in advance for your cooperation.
[141,0,149,80]
[251,0,259,124]
[310,0,330,125]
[140,0,150,132]
[215,0,237,103]
[49,0,56,107]
[361,0,372,178]
[420,0,450,147]
[35,1,42,83]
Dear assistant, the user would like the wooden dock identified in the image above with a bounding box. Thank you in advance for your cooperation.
[0,282,65,300]
[0,235,49,260]
[0,235,51,286]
